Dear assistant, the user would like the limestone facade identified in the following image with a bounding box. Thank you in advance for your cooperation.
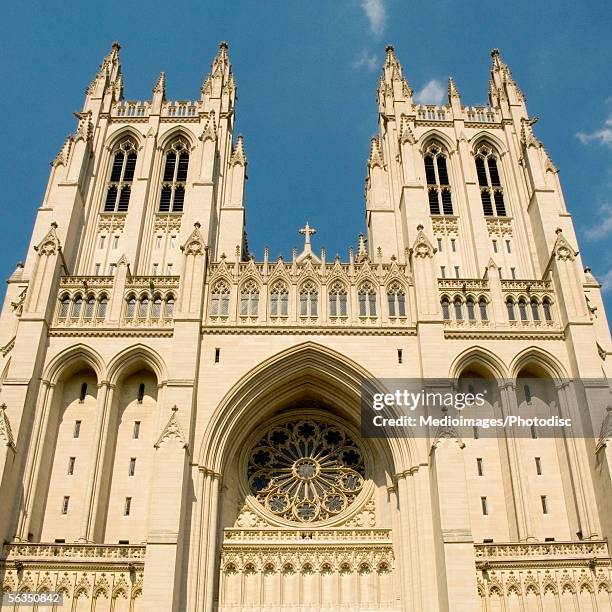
[0,41,611,611]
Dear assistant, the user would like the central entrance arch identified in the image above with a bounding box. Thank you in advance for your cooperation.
[191,342,416,611]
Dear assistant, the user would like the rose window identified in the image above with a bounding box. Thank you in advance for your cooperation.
[247,419,366,523]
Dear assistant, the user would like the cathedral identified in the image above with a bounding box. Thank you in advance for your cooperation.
[0,40,611,611]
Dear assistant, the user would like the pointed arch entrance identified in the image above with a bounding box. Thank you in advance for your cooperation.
[191,342,416,611]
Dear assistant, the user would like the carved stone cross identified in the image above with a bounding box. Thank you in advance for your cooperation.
[299,222,316,248]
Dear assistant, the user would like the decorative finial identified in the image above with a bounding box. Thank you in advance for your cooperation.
[194,222,201,228]
[299,222,317,248]
[555,227,563,235]
[417,224,424,231]
[112,41,121,51]
[219,41,229,50]
[491,48,500,58]
[385,44,395,53]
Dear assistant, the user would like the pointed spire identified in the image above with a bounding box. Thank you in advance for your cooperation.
[212,41,230,77]
[368,137,384,168]
[489,48,525,109]
[85,41,123,104]
[200,41,235,110]
[448,76,461,100]
[356,233,369,263]
[379,44,412,104]
[153,71,166,97]
[229,135,247,166]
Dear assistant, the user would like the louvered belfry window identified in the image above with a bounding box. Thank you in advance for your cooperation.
[424,144,454,216]
[475,145,507,217]
[159,139,189,213]
[104,139,137,212]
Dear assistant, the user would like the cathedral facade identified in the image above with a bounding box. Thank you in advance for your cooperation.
[0,41,611,611]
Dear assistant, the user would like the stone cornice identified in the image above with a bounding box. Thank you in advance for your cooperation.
[202,325,418,336]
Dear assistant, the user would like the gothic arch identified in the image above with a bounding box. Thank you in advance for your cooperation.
[449,346,509,379]
[43,343,106,385]
[105,127,144,152]
[106,344,167,386]
[469,131,508,156]
[198,341,414,475]
[509,346,569,380]
[157,126,197,151]
[417,129,456,155]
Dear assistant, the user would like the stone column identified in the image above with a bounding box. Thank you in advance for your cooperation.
[556,381,600,539]
[499,381,535,541]
[140,407,193,611]
[17,380,55,541]
[78,381,112,541]
[430,436,479,611]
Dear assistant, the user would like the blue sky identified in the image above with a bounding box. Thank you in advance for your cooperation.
[1,1,611,317]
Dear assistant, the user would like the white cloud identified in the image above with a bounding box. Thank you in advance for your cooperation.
[414,79,446,105]
[576,117,612,148]
[361,0,386,37]
[352,49,378,72]
[600,269,612,293]
[585,203,612,241]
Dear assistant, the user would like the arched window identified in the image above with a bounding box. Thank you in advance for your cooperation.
[506,298,516,321]
[151,296,162,318]
[83,295,95,319]
[270,280,289,317]
[164,295,175,318]
[104,139,137,212]
[454,297,463,320]
[358,282,377,317]
[299,281,318,317]
[97,295,108,319]
[441,297,451,320]
[424,144,453,215]
[478,297,488,321]
[159,139,189,213]
[531,299,540,321]
[387,282,406,317]
[138,295,149,318]
[137,383,145,403]
[79,383,88,403]
[126,296,137,319]
[466,297,476,321]
[210,281,230,316]
[543,298,553,321]
[518,298,528,321]
[329,281,348,317]
[71,295,83,319]
[475,145,507,217]
[59,295,70,318]
[240,281,259,316]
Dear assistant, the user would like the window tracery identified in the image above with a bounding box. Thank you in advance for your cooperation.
[159,139,189,213]
[358,282,377,317]
[475,145,507,217]
[386,282,406,317]
[328,281,348,317]
[299,281,318,317]
[270,280,289,317]
[247,418,366,523]
[240,281,259,316]
[210,281,230,316]
[424,144,454,216]
[104,139,137,213]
